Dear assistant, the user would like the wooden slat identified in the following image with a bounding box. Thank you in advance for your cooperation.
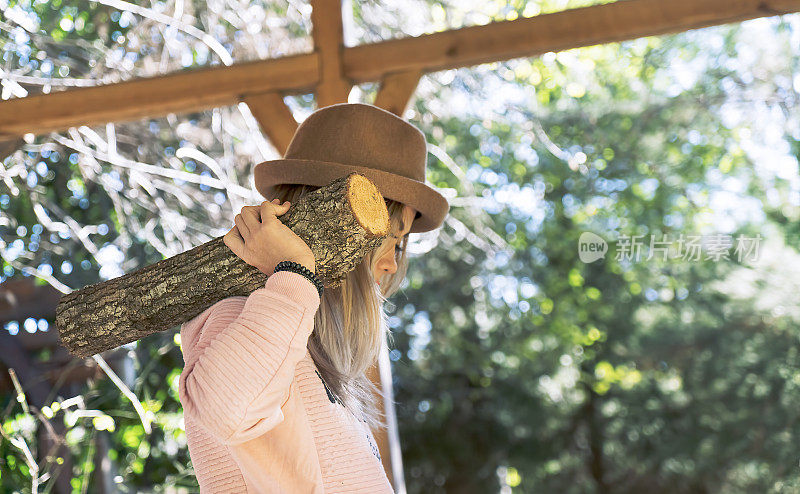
[0,278,62,332]
[10,330,62,351]
[243,91,299,155]
[343,0,800,82]
[3,0,799,137]
[311,0,351,107]
[0,137,24,160]
[0,346,128,393]
[0,53,318,138]
[374,70,423,117]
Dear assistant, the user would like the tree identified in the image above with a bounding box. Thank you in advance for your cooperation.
[387,15,800,494]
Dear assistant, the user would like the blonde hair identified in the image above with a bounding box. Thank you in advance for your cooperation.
[269,183,413,431]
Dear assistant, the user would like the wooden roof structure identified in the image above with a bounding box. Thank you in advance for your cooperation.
[1,0,799,491]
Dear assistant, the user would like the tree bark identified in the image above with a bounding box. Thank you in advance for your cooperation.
[55,172,390,358]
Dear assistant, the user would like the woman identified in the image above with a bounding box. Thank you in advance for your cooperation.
[178,103,450,493]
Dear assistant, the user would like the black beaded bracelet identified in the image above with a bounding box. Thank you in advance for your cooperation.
[273,260,324,297]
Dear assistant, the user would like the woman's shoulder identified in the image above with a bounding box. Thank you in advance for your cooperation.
[187,296,248,324]
[180,296,249,356]
[210,296,248,314]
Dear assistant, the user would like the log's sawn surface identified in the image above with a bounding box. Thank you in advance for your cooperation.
[55,173,391,359]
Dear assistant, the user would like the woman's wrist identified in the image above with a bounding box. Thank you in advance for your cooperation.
[276,257,315,274]
[274,259,323,297]
[295,257,315,274]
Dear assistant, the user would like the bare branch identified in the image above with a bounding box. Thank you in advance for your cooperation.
[91,354,153,434]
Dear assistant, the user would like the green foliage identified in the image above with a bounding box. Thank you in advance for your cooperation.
[388,17,800,494]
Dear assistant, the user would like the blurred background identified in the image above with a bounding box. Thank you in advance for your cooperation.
[1,0,800,492]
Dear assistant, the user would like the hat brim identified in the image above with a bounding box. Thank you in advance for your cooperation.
[253,159,450,234]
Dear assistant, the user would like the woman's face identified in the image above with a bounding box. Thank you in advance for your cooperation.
[373,205,416,285]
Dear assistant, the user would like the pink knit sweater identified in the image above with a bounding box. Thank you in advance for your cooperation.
[178,270,394,493]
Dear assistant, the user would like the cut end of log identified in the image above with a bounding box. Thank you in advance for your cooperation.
[347,173,390,237]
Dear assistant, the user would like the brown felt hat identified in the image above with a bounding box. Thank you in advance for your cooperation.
[253,102,450,234]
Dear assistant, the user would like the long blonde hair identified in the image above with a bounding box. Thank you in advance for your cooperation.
[269,183,413,431]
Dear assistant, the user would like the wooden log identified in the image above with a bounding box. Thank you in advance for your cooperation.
[55,173,390,359]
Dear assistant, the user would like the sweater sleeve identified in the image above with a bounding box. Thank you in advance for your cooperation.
[178,270,321,445]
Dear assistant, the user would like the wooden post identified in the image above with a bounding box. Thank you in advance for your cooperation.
[311,0,352,107]
[366,332,408,493]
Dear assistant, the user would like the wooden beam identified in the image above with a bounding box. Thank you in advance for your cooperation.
[374,70,423,117]
[243,91,299,155]
[0,137,24,160]
[0,53,318,139]
[9,329,61,351]
[342,0,800,82]
[0,278,62,328]
[0,332,53,411]
[3,0,800,137]
[311,0,351,107]
[0,346,127,393]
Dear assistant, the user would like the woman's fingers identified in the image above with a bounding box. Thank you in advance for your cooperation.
[276,201,290,215]
[225,199,312,276]
[223,226,244,255]
[260,199,290,224]
[232,199,290,246]
[234,213,249,240]
[241,205,262,232]
[237,203,270,239]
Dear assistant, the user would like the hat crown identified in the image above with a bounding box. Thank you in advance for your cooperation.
[253,102,450,234]
[284,103,427,182]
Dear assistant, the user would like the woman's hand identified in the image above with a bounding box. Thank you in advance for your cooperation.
[223,198,316,276]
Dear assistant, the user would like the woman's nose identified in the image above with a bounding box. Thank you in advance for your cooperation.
[377,251,398,275]
[380,259,397,275]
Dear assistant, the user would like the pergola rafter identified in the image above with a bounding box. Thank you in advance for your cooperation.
[1,0,799,491]
[374,70,424,119]
[243,91,299,154]
[311,0,352,108]
[2,0,797,139]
